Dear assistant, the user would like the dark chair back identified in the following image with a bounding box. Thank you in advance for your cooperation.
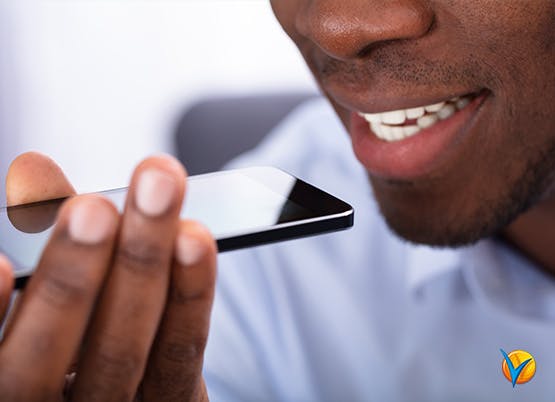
[175,93,317,174]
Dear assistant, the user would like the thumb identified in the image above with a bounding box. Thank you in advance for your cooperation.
[6,152,76,206]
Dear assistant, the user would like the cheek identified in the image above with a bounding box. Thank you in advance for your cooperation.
[452,2,555,193]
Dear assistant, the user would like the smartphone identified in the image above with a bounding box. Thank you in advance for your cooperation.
[0,166,354,289]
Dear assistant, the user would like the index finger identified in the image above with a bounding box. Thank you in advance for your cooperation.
[0,195,119,399]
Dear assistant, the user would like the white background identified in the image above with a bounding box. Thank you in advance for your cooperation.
[0,0,316,203]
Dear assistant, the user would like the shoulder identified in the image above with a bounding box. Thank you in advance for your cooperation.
[224,97,361,191]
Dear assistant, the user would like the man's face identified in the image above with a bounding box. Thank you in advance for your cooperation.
[271,1,555,246]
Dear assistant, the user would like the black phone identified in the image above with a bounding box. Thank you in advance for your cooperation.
[0,166,354,289]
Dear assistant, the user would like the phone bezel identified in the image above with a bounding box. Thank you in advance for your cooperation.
[1,166,354,289]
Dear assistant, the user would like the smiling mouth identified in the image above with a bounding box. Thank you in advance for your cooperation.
[357,92,480,142]
[347,89,490,179]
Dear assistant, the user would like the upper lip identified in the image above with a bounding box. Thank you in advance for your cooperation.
[325,87,484,115]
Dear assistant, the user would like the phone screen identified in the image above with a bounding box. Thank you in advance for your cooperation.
[1,167,352,280]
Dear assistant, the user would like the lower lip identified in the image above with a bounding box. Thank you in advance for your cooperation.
[349,92,489,180]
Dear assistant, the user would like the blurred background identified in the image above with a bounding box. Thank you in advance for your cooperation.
[0,0,317,203]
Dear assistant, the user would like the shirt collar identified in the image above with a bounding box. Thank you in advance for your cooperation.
[405,237,555,322]
[405,243,463,293]
[462,238,555,322]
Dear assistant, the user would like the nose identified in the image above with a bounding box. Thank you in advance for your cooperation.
[297,0,435,60]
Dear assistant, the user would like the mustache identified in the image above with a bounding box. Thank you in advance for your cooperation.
[311,46,495,89]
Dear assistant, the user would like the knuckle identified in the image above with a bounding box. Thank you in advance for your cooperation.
[37,269,93,309]
[161,336,206,364]
[97,349,142,380]
[93,337,144,383]
[168,266,216,306]
[168,286,208,305]
[115,239,168,275]
[143,338,206,397]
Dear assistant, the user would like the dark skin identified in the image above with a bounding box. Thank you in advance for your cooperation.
[0,154,215,401]
[270,0,555,271]
[1,1,554,400]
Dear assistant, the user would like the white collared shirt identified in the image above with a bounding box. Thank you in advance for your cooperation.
[204,98,555,402]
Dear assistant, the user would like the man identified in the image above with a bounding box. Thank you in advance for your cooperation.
[1,1,554,400]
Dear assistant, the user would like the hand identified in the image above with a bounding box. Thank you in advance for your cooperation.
[0,152,217,401]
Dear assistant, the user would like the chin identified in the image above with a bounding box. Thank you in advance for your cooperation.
[380,209,490,248]
[373,181,534,249]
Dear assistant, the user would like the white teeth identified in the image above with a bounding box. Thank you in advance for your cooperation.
[381,110,406,125]
[405,107,425,119]
[360,94,474,142]
[403,125,420,137]
[371,124,423,142]
[417,114,438,129]
[424,102,445,113]
[362,112,382,123]
[382,125,393,135]
[379,125,392,139]
[456,97,470,110]
[437,103,456,120]
[390,126,404,141]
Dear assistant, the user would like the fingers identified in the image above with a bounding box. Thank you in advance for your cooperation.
[6,151,76,206]
[141,220,217,402]
[0,195,119,400]
[71,156,187,402]
[0,254,14,321]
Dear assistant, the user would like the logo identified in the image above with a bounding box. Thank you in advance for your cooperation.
[500,349,536,387]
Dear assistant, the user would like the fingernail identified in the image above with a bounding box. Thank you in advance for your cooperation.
[176,234,206,266]
[136,169,176,217]
[69,199,115,245]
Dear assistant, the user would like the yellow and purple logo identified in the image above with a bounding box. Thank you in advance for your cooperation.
[500,349,536,387]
